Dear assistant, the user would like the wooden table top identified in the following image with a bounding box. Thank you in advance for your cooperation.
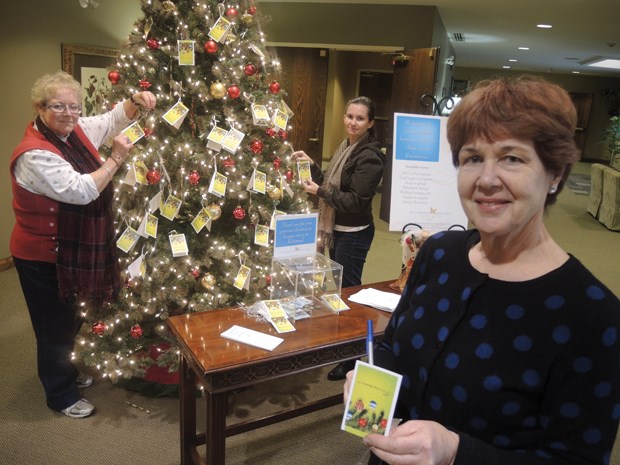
[167,281,398,376]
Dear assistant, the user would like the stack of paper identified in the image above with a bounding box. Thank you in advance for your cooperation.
[348,288,401,313]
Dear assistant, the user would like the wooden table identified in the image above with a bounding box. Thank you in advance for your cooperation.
[166,281,396,465]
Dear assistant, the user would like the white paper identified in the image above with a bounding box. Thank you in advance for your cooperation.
[220,325,284,351]
[348,288,401,312]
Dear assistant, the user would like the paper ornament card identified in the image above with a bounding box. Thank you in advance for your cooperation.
[341,361,402,438]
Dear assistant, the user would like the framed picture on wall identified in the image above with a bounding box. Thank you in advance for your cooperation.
[61,43,119,116]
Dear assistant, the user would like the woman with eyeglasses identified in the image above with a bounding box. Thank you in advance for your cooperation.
[9,70,156,419]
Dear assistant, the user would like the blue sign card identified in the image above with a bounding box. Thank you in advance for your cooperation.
[394,115,440,162]
[273,213,318,259]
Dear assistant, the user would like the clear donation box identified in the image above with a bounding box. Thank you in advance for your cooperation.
[270,252,344,321]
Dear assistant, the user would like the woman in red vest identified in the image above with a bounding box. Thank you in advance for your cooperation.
[9,71,155,418]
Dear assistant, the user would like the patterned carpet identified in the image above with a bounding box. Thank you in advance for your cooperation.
[566,173,591,195]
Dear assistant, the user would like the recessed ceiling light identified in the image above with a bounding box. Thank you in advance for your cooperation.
[503,66,511,69]
[509,59,518,62]
[572,71,581,74]
[582,56,620,70]
[537,24,553,29]
[518,47,530,51]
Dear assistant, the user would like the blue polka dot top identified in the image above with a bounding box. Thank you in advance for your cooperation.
[375,230,620,465]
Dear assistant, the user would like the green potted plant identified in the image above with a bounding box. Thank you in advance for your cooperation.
[603,115,620,169]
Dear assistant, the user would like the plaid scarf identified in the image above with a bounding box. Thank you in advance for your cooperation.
[36,116,120,304]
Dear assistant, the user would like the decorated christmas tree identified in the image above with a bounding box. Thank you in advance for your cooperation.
[76,0,310,385]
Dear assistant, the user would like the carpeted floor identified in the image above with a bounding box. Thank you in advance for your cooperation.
[566,173,591,195]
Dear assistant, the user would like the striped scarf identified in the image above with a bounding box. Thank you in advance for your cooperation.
[36,116,120,304]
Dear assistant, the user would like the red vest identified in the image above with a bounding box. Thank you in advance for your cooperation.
[10,123,101,263]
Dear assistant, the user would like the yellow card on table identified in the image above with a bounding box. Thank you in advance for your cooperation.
[161,194,183,221]
[321,293,350,312]
[261,299,296,333]
[342,361,402,438]
[122,121,146,144]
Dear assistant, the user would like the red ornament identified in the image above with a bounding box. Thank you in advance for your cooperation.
[188,170,201,186]
[227,85,240,99]
[143,127,154,138]
[130,324,143,339]
[139,78,152,90]
[285,169,294,183]
[147,38,160,50]
[191,268,201,278]
[222,156,236,168]
[225,7,238,17]
[273,157,281,169]
[248,5,257,14]
[244,63,257,76]
[266,127,276,137]
[269,81,281,94]
[233,206,246,220]
[107,70,120,85]
[146,169,161,185]
[265,274,272,285]
[278,130,288,141]
[204,39,218,54]
[91,322,106,336]
[250,139,263,154]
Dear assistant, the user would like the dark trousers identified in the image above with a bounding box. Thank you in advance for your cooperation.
[330,223,375,288]
[13,257,81,411]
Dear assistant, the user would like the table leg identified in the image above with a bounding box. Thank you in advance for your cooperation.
[179,355,202,465]
[205,390,228,465]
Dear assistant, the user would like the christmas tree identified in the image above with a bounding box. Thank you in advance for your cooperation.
[76,0,310,384]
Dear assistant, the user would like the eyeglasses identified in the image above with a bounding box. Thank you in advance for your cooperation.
[45,103,82,114]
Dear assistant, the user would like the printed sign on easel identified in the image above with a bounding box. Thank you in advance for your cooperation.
[389,113,467,233]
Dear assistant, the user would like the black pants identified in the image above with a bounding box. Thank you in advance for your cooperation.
[13,257,82,411]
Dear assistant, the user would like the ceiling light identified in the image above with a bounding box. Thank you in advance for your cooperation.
[537,24,553,29]
[518,47,530,51]
[503,66,511,69]
[509,59,518,62]
[582,57,620,70]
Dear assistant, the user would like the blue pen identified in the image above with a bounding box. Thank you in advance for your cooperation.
[367,319,374,365]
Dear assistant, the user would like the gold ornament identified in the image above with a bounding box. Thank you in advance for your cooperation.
[201,273,217,290]
[210,82,227,99]
[241,13,253,25]
[162,1,177,13]
[206,203,222,220]
[267,185,283,200]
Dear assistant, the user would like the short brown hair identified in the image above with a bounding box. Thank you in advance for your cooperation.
[447,75,580,206]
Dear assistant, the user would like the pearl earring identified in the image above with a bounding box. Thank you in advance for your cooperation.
[548,185,557,194]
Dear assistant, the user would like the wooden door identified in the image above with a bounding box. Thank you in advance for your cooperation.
[272,47,328,167]
[570,92,593,160]
[380,47,440,223]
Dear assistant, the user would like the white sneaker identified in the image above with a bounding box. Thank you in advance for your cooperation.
[61,398,95,419]
[76,373,94,389]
